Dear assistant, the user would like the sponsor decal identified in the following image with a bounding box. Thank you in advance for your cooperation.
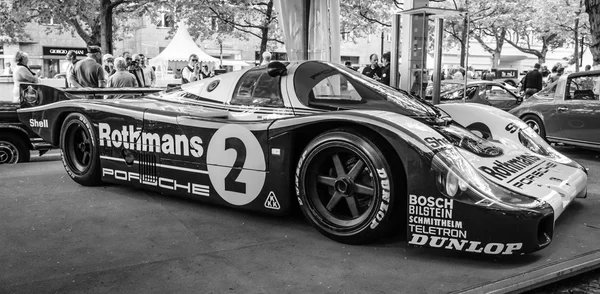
[30,118,48,128]
[409,233,523,255]
[370,168,391,229]
[408,194,467,239]
[23,85,38,105]
[505,122,519,134]
[478,155,542,181]
[424,137,451,150]
[295,149,309,205]
[264,191,281,210]
[102,168,210,196]
[98,123,204,158]
[512,161,558,189]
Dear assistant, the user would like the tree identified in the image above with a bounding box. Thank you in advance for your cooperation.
[585,0,600,66]
[2,0,154,54]
[469,1,513,69]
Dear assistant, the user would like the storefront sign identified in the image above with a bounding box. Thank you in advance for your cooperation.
[42,46,86,57]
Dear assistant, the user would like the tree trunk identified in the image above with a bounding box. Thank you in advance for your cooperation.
[460,17,468,67]
[259,0,273,63]
[100,0,113,54]
[575,16,580,72]
[585,0,600,66]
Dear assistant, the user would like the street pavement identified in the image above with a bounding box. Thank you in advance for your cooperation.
[0,146,599,293]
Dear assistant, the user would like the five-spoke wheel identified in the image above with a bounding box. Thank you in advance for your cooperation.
[296,130,399,244]
[60,113,101,185]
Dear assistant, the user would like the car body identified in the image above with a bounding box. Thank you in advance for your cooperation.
[17,61,587,255]
[509,70,600,150]
[425,80,522,111]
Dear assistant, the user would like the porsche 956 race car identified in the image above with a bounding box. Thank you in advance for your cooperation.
[17,61,588,255]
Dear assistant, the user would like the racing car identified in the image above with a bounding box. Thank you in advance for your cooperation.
[17,61,588,255]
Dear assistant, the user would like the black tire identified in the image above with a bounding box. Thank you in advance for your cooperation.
[522,114,546,138]
[296,130,398,244]
[60,113,102,186]
[0,133,30,164]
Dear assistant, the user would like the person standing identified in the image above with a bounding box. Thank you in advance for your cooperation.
[380,52,391,86]
[65,50,81,88]
[73,46,105,88]
[521,63,543,98]
[139,54,155,87]
[3,62,13,75]
[361,53,381,80]
[102,54,116,80]
[12,51,39,103]
[200,64,213,79]
[482,69,494,81]
[181,54,199,84]
[261,51,272,66]
[107,57,138,88]
[547,66,564,84]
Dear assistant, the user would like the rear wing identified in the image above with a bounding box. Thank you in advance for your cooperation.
[18,83,164,109]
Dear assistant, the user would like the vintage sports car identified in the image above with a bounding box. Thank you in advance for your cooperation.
[510,70,600,150]
[425,80,522,111]
[18,61,588,255]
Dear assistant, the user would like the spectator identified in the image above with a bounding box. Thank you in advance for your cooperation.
[466,66,475,79]
[181,54,199,84]
[547,65,558,82]
[521,63,543,98]
[200,63,213,79]
[3,62,12,75]
[547,66,564,84]
[73,46,105,88]
[139,54,155,87]
[129,54,146,87]
[452,68,464,80]
[482,69,494,81]
[261,51,272,65]
[102,54,115,80]
[585,65,592,71]
[362,53,381,80]
[107,57,138,88]
[12,51,39,103]
[380,51,391,86]
[65,50,81,88]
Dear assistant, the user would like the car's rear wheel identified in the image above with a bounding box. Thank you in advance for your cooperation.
[60,113,101,186]
[296,130,398,244]
[522,114,546,138]
[0,134,30,164]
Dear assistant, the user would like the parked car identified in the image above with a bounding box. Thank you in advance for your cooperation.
[509,70,600,150]
[425,80,523,111]
[17,61,587,255]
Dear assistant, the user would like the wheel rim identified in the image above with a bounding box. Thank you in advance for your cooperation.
[525,119,541,134]
[305,146,377,229]
[64,122,93,174]
[0,140,19,164]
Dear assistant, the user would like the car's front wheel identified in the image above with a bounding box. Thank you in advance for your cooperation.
[0,133,30,164]
[522,114,546,139]
[60,113,101,186]
[296,130,398,244]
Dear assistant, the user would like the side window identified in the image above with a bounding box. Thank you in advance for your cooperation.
[310,74,362,102]
[537,83,557,99]
[566,75,600,100]
[486,85,515,100]
[231,71,283,107]
[442,86,477,100]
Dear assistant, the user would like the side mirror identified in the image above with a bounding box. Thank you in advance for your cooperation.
[267,61,287,77]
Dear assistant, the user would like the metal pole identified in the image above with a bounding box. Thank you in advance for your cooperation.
[463,12,470,103]
[390,14,402,89]
[420,12,427,98]
[432,18,444,105]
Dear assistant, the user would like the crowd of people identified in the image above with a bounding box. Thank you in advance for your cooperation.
[11,46,157,103]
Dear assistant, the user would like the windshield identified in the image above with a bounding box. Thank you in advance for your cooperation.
[293,61,447,118]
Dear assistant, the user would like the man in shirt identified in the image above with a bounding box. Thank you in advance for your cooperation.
[65,50,82,87]
[521,63,543,98]
[73,46,105,88]
[361,53,381,81]
[139,54,156,87]
[129,54,146,87]
[380,52,391,86]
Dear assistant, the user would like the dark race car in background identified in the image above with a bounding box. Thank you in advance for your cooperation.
[17,60,588,255]
[425,80,522,111]
[510,70,600,150]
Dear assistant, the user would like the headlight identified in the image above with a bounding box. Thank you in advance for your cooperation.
[432,148,541,209]
[518,128,549,156]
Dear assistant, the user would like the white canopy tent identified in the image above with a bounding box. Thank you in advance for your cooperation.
[149,23,219,77]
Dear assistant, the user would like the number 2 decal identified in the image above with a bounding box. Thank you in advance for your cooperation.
[206,124,266,206]
[224,137,247,194]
